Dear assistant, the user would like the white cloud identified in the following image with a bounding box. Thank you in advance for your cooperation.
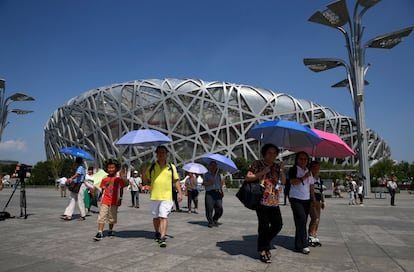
[0,140,27,151]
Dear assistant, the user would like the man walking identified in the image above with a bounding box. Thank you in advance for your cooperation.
[142,146,182,247]
[203,161,225,228]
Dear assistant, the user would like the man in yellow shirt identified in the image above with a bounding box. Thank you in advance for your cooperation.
[142,145,182,247]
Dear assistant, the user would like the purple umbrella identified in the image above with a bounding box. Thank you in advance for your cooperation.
[200,153,238,174]
[116,129,172,147]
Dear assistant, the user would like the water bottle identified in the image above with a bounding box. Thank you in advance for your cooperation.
[275,179,281,191]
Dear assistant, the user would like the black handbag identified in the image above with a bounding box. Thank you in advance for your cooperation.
[68,182,82,193]
[236,181,264,210]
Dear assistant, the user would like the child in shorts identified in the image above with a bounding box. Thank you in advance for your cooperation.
[94,159,126,241]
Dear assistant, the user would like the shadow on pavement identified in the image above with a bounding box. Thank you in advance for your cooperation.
[115,229,155,239]
[216,235,258,259]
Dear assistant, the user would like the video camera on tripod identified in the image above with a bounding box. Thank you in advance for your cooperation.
[1,164,32,220]
[16,164,32,179]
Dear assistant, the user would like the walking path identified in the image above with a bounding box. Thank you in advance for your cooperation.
[0,188,413,272]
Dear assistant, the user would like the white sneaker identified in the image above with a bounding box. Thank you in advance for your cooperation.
[302,247,310,254]
[309,236,317,243]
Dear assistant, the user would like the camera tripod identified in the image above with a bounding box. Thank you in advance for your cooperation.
[2,174,27,219]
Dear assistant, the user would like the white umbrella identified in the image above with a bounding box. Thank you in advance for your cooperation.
[182,162,208,174]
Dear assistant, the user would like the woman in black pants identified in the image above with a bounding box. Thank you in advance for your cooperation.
[288,151,315,254]
[246,143,286,263]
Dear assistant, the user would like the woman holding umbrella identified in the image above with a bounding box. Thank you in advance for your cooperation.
[245,143,286,263]
[61,157,87,221]
[288,151,315,254]
[184,172,199,214]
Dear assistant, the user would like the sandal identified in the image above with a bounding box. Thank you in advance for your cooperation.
[266,250,271,259]
[259,253,271,263]
[78,216,86,221]
[62,216,72,221]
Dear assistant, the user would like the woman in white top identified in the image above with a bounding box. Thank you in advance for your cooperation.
[288,151,315,254]
[387,176,398,206]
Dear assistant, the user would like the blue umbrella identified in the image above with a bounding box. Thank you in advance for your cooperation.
[200,153,238,174]
[116,129,172,146]
[247,120,322,148]
[59,147,94,161]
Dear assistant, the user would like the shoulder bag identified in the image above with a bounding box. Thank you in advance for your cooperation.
[68,182,82,193]
[236,180,264,210]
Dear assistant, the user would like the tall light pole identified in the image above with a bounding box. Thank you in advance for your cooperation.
[0,79,35,142]
[304,0,413,197]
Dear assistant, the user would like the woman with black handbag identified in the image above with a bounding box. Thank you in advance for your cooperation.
[61,157,87,221]
[245,143,286,264]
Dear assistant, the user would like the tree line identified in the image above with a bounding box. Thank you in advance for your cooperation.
[1,158,413,189]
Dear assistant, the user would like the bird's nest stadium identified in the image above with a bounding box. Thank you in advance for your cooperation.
[44,78,390,169]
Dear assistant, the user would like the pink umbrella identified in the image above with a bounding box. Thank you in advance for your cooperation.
[289,128,355,159]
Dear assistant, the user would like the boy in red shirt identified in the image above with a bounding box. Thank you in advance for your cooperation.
[94,159,126,241]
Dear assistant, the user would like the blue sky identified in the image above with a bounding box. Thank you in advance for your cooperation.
[0,0,413,166]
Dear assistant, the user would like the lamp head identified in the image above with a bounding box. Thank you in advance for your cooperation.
[10,109,34,115]
[8,93,35,102]
[332,79,369,88]
[308,0,350,28]
[357,0,380,9]
[366,26,413,49]
[304,58,345,72]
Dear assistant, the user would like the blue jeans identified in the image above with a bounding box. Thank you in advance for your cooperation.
[130,190,139,207]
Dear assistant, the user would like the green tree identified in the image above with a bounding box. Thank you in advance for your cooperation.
[0,163,17,177]
[233,157,252,179]
[394,161,410,180]
[29,161,54,185]
[370,159,395,181]
[49,158,73,179]
[318,161,356,183]
[29,159,73,186]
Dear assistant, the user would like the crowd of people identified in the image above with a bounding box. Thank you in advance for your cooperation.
[345,175,364,206]
[58,145,225,249]
[245,147,328,263]
[56,145,403,264]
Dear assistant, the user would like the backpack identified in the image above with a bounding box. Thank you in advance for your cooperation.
[149,162,173,181]
[148,162,175,196]
[0,211,12,220]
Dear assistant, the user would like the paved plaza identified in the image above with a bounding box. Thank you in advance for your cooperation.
[0,187,413,272]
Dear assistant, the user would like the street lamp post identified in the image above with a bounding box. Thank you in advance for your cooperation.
[0,79,35,142]
[304,0,413,197]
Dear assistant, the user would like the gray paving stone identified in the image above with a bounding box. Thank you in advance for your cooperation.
[0,188,413,272]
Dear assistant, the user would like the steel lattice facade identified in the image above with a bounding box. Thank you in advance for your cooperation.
[44,78,390,168]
